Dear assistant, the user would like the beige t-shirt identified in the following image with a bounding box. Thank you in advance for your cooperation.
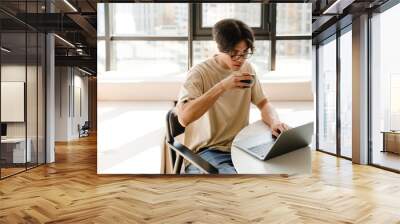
[178,55,266,154]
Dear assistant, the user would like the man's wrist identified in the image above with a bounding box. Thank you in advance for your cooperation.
[217,82,227,93]
[270,119,281,126]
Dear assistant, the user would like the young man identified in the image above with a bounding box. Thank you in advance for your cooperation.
[176,19,289,174]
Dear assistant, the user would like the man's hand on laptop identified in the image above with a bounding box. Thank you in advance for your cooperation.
[271,121,290,138]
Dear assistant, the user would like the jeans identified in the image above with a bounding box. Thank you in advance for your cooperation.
[185,148,237,174]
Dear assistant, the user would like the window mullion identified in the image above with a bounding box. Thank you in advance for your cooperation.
[270,4,277,71]
[188,3,194,69]
[104,3,111,71]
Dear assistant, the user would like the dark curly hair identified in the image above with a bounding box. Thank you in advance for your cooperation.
[212,19,255,54]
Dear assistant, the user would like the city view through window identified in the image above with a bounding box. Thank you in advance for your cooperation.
[98,3,311,81]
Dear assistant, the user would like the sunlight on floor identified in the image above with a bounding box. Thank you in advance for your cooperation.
[98,101,174,174]
[98,101,314,174]
[372,150,400,171]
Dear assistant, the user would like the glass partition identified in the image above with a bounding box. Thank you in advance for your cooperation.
[339,29,352,158]
[317,37,337,155]
[1,31,28,178]
[0,1,46,179]
[371,4,400,171]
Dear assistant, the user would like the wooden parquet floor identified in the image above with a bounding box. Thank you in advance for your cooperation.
[1,134,400,224]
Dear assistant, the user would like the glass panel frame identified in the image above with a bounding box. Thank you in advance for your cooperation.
[99,3,312,81]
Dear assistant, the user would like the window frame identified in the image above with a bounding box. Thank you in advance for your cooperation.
[315,24,353,161]
[98,3,313,79]
[316,34,338,157]
[313,0,400,173]
[192,3,271,40]
[368,1,400,173]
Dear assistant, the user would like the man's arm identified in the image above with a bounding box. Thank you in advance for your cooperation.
[177,73,253,127]
[177,82,225,127]
[257,98,289,137]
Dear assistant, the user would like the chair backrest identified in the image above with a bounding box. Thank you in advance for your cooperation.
[165,108,218,174]
[166,109,185,144]
[82,121,90,129]
[165,109,185,173]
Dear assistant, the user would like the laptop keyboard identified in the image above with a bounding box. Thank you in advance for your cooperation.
[248,142,274,157]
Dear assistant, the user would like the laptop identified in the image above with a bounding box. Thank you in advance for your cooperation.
[233,122,314,160]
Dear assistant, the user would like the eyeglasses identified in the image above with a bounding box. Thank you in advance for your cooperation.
[226,51,253,61]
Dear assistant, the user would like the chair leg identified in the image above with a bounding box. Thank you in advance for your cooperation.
[173,155,183,174]
[168,148,176,174]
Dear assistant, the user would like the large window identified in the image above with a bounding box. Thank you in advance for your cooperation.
[97,40,105,74]
[274,40,311,79]
[339,29,352,158]
[97,3,105,36]
[316,26,353,159]
[98,3,311,81]
[390,75,400,130]
[276,3,312,36]
[111,41,188,79]
[201,3,261,27]
[317,37,337,155]
[111,4,188,36]
[195,3,270,75]
[192,40,271,75]
[98,3,188,80]
[371,3,400,171]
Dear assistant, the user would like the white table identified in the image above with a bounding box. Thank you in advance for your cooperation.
[231,120,312,175]
[1,138,31,163]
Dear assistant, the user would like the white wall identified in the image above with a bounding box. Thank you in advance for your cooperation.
[1,65,27,148]
[1,66,25,130]
[1,65,36,138]
[55,67,68,141]
[55,67,89,141]
[71,73,89,138]
[75,74,89,124]
[1,64,46,163]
